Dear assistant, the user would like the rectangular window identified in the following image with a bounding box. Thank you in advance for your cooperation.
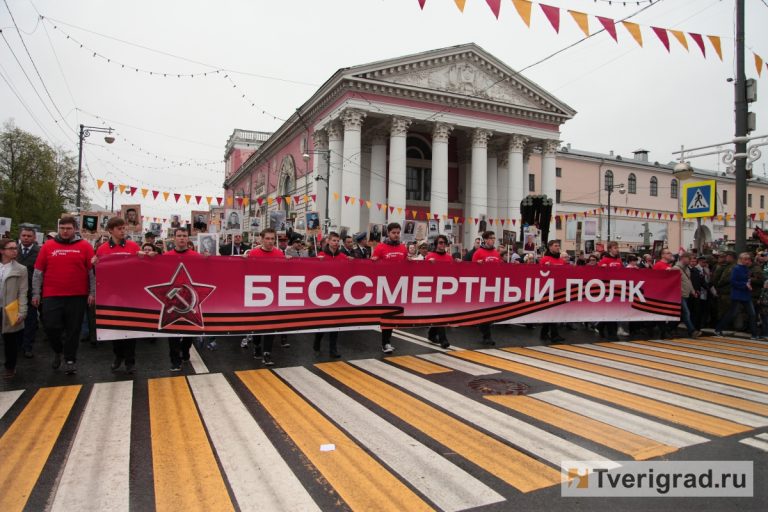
[556,189,561,203]
[555,216,562,230]
[556,167,562,177]
[723,190,727,205]
[528,174,535,192]
[748,194,752,208]
[761,195,765,209]
[406,167,431,201]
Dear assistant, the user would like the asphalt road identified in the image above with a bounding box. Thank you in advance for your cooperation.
[1,324,767,512]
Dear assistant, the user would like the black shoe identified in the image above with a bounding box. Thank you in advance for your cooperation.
[280,335,290,348]
[440,340,450,349]
[550,336,565,343]
[64,361,77,375]
[125,363,135,375]
[329,352,342,359]
[52,353,62,369]
[170,364,182,372]
[23,351,33,359]
[253,346,263,360]
[539,331,549,341]
[482,338,495,346]
[111,357,123,371]
[263,352,274,367]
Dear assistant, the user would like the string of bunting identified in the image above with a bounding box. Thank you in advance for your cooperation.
[418,0,768,76]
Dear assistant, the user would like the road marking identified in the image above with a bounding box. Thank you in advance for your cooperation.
[452,350,750,436]
[0,385,80,512]
[237,369,432,511]
[497,348,768,428]
[417,353,501,375]
[187,373,319,512]
[346,359,618,471]
[391,329,458,352]
[532,390,708,448]
[520,347,768,410]
[317,361,563,492]
[148,377,233,512]
[385,355,452,374]
[0,390,23,420]
[634,340,768,366]
[662,339,768,361]
[277,367,504,511]
[739,437,768,452]
[757,433,768,441]
[188,345,209,374]
[485,395,676,460]
[569,344,768,389]
[696,337,768,353]
[611,342,768,375]
[51,382,132,512]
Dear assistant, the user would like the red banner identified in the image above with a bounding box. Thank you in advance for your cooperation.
[95,257,681,340]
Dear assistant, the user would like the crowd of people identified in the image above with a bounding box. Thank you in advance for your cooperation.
[2,217,767,379]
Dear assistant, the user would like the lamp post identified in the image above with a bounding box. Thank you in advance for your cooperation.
[606,183,625,242]
[77,124,115,211]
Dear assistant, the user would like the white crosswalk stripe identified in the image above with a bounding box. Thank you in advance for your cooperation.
[739,437,768,452]
[276,367,504,511]
[350,358,620,470]
[653,340,768,361]
[187,373,319,512]
[695,338,768,353]
[51,381,133,512]
[480,349,768,428]
[0,390,23,420]
[416,352,501,375]
[615,342,768,371]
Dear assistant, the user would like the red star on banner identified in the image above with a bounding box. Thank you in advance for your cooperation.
[145,264,216,330]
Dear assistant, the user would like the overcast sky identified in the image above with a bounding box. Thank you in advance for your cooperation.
[1,0,767,222]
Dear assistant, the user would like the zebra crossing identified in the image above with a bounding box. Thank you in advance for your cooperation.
[1,335,767,511]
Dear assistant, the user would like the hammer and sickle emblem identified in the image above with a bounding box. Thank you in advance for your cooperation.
[166,285,198,314]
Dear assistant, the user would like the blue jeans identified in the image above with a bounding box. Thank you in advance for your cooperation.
[680,298,696,335]
[716,299,758,337]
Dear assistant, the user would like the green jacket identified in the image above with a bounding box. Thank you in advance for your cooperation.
[713,262,735,296]
[750,263,765,301]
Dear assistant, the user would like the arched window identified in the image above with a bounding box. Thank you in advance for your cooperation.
[670,179,678,199]
[627,173,636,194]
[405,135,432,160]
[604,170,614,191]
[650,176,658,196]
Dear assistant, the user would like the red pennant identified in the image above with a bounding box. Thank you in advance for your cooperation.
[108,182,114,192]
[512,219,516,226]
[670,214,675,220]
[152,190,159,199]
[235,197,243,207]
[389,206,395,214]
[500,219,505,226]
[474,218,479,225]
[657,213,662,219]
[646,212,651,218]
[311,194,317,203]
[597,16,617,42]
[377,203,384,211]
[613,207,618,213]
[652,27,670,52]
[344,195,350,204]
[433,214,439,220]
[689,33,706,57]
[174,193,181,203]
[489,219,494,226]
[539,4,560,33]
[294,195,301,204]
[750,213,756,221]
[216,197,223,205]
[257,198,264,206]
[195,195,202,204]
[485,0,501,19]
[276,196,283,205]
[129,186,137,196]
[418,0,426,9]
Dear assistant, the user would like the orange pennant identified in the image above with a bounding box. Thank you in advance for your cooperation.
[755,53,764,77]
[366,200,372,209]
[267,197,274,205]
[141,188,149,198]
[225,196,233,206]
[184,194,191,204]
[206,196,213,205]
[397,207,403,215]
[163,191,171,201]
[243,197,250,207]
[118,184,126,194]
[512,0,532,27]
[96,179,104,190]
[454,0,466,11]
[622,21,643,47]
[332,192,339,201]
[568,10,589,37]
[708,35,723,61]
[670,30,688,51]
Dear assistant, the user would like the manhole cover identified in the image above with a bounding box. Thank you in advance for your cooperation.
[468,378,529,395]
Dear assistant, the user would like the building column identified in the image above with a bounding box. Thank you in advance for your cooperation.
[486,152,498,223]
[360,143,372,230]
[508,134,527,223]
[460,149,472,247]
[312,130,329,228]
[470,128,493,231]
[496,150,509,223]
[388,116,411,225]
[430,122,453,228]
[369,132,387,225]
[326,121,343,229]
[340,109,366,233]
[541,139,559,218]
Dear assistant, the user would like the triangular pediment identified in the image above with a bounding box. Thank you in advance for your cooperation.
[346,44,575,119]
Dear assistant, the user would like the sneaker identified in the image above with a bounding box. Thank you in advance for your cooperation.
[280,335,290,348]
[617,328,630,337]
[125,363,135,375]
[382,343,395,353]
[262,352,274,367]
[51,353,62,370]
[714,331,724,337]
[440,340,450,349]
[253,346,263,360]
[111,357,123,371]
[170,364,182,372]
[329,352,342,359]
[691,330,703,338]
[64,361,77,375]
[240,337,249,348]
[750,336,762,341]
[482,338,496,346]
[206,340,217,350]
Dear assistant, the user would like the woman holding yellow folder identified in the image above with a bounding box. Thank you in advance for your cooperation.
[1,238,28,378]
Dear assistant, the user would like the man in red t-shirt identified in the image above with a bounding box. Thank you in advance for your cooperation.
[32,215,95,374]
[372,222,408,353]
[95,217,141,373]
[538,239,567,344]
[595,241,623,341]
[246,228,287,367]
[425,234,453,348]
[314,232,348,358]
[652,248,674,271]
[163,228,203,371]
[472,231,500,345]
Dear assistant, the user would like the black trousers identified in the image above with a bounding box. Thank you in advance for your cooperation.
[3,330,22,370]
[113,339,136,364]
[253,335,274,353]
[168,337,192,366]
[427,326,448,342]
[541,323,560,340]
[381,329,392,348]
[42,296,87,362]
[313,331,338,353]
[479,323,492,340]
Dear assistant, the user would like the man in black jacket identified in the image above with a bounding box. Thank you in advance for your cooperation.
[16,227,39,358]
[219,233,251,256]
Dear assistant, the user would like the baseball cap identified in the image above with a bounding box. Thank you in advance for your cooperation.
[46,231,56,238]
[354,231,367,243]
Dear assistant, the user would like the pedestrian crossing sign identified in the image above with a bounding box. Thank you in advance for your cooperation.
[682,180,716,218]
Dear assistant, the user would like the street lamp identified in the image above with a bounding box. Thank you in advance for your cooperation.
[606,183,625,242]
[77,124,114,211]
[303,150,331,233]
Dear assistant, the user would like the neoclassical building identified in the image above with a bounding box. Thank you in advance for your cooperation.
[223,43,575,245]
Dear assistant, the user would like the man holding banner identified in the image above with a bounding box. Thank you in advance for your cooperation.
[372,222,408,353]
[313,232,347,358]
[472,231,501,346]
[247,228,286,366]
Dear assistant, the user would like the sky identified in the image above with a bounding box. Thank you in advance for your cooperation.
[1,0,767,225]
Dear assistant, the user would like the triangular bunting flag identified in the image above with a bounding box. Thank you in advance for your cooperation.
[294,195,301,204]
[412,210,418,219]
[225,196,232,206]
[333,192,339,201]
[500,219,505,226]
[512,219,516,226]
[434,214,439,220]
[427,212,432,220]
[141,188,149,198]
[174,193,181,203]
[454,0,466,12]
[108,182,114,192]
[243,197,250,207]
[206,196,212,205]
[755,53,764,77]
[397,207,403,215]
[657,213,662,219]
[670,30,688,51]
[311,194,316,203]
[194,195,202,204]
[474,218,479,225]
[750,213,756,221]
[512,0,532,27]
[418,0,426,9]
[257,198,264,206]
[366,200,372,208]
[276,196,283,205]
[267,197,273,205]
[350,197,356,205]
[596,16,617,42]
[128,186,137,196]
[539,4,560,33]
[96,179,104,190]
[377,203,383,211]
[285,196,292,204]
[689,33,705,57]
[622,21,642,47]
[708,35,722,61]
[651,27,669,52]
[568,10,589,37]
[344,195,350,204]
[163,191,171,201]
[152,190,159,199]
[389,206,395,214]
[118,184,127,194]
[216,197,223,205]
[454,216,459,224]
[759,212,765,221]
[489,218,494,225]
[485,0,501,19]
[184,194,192,204]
